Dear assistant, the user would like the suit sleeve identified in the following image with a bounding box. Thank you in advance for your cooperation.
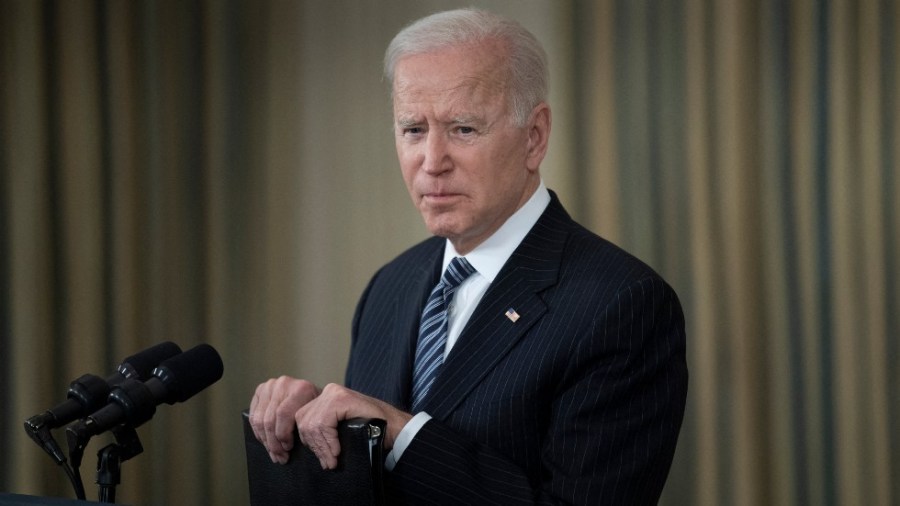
[387,276,688,505]
[344,267,380,388]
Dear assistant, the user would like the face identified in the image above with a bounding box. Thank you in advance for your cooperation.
[392,42,550,255]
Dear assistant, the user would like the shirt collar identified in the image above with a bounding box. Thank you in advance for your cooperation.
[442,181,551,282]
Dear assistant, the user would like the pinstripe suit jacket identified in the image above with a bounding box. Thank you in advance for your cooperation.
[345,193,688,505]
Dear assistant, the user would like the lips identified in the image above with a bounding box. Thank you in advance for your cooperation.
[421,192,463,205]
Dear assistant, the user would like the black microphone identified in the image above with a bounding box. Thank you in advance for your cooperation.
[24,341,183,464]
[27,341,183,430]
[66,343,224,445]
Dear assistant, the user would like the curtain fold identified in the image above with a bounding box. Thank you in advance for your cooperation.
[1,1,897,505]
[572,1,898,505]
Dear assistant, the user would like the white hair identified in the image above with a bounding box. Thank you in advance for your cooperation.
[384,8,549,127]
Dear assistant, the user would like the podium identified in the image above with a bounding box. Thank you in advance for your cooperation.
[0,494,106,505]
[241,411,386,506]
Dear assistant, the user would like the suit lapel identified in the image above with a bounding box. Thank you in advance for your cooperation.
[422,196,572,419]
[386,241,443,410]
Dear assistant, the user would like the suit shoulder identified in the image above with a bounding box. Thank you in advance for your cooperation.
[355,235,441,301]
[560,221,673,292]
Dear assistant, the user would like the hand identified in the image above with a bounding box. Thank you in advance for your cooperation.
[249,376,320,464]
[294,383,413,470]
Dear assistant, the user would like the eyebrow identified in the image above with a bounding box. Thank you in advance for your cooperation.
[394,114,486,128]
[450,116,481,125]
[395,117,421,128]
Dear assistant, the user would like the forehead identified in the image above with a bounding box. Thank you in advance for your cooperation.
[392,43,509,116]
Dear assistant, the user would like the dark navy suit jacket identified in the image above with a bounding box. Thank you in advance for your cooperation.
[345,193,688,505]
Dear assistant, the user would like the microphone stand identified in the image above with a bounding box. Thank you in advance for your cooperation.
[96,425,143,503]
[67,422,144,503]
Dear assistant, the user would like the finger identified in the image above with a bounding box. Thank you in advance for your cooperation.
[263,388,288,462]
[249,391,258,415]
[273,377,323,463]
[274,379,320,454]
[299,424,333,470]
[274,402,297,454]
[319,423,341,469]
[249,383,271,444]
[296,409,342,470]
[295,409,321,468]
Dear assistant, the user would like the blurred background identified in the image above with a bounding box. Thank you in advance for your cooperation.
[1,0,897,504]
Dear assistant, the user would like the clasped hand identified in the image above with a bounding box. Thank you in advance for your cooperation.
[248,376,412,469]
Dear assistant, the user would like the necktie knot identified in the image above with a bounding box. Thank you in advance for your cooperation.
[441,256,476,294]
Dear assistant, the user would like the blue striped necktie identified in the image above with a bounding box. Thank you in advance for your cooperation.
[411,257,477,412]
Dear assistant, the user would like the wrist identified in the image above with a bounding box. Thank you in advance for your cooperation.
[384,411,413,449]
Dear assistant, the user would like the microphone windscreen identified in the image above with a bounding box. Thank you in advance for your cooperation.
[120,341,183,379]
[153,344,224,403]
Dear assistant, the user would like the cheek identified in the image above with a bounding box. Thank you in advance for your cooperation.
[400,170,419,203]
[396,149,417,190]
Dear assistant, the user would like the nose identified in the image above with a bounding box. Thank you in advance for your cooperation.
[421,132,451,175]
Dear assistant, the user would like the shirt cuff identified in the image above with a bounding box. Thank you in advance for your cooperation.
[384,411,432,471]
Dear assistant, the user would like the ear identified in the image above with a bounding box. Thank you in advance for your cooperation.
[525,103,551,172]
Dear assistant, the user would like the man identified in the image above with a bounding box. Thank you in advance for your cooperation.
[249,8,687,505]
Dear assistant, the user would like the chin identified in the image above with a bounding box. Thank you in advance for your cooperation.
[425,225,456,239]
[423,220,460,240]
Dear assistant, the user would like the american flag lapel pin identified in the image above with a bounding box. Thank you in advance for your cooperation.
[505,308,520,322]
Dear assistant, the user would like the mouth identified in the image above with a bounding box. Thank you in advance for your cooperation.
[421,192,464,206]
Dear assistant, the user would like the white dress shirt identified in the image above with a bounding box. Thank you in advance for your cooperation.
[385,182,551,470]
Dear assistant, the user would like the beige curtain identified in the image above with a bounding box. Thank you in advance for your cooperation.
[1,1,896,505]
[575,1,899,505]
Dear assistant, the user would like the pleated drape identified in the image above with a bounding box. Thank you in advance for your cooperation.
[573,1,898,505]
[1,1,897,505]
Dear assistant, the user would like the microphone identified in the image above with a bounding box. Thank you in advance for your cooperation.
[66,343,224,445]
[27,341,183,430]
[24,341,183,463]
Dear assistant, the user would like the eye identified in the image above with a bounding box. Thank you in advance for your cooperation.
[456,126,476,135]
[402,126,425,136]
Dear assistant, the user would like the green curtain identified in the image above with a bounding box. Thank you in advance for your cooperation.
[1,1,897,505]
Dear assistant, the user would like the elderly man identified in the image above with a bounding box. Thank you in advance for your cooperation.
[249,8,687,505]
